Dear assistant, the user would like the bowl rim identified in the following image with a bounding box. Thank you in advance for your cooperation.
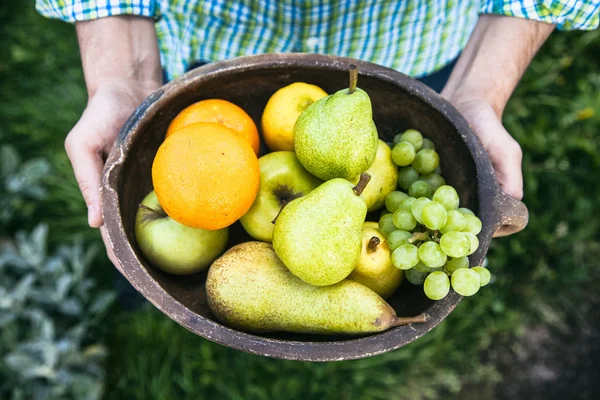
[101,53,501,361]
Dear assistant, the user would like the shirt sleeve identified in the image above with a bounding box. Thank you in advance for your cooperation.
[480,0,600,30]
[35,0,159,23]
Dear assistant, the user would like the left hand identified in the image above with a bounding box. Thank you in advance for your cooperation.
[443,93,524,200]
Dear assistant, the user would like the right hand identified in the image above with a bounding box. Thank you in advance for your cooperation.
[65,79,160,228]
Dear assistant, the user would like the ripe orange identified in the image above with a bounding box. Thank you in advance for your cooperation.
[166,99,260,155]
[152,122,260,230]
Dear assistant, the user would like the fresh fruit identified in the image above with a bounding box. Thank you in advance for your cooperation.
[406,268,428,285]
[412,149,440,174]
[432,185,460,210]
[135,191,228,275]
[391,142,416,166]
[444,257,469,274]
[240,151,321,242]
[165,99,260,154]
[397,129,423,151]
[421,201,447,230]
[391,244,419,270]
[350,140,398,212]
[294,65,378,180]
[421,138,435,150]
[408,180,431,198]
[206,242,427,334]
[378,213,396,237]
[424,271,450,300]
[387,230,413,251]
[463,214,483,234]
[411,197,431,223]
[451,268,481,296]
[420,173,446,192]
[439,231,471,258]
[418,241,447,269]
[348,222,404,298]
[440,210,466,234]
[152,122,259,230]
[272,174,371,286]
[392,209,417,231]
[385,191,409,213]
[261,82,328,151]
[397,166,420,190]
[472,266,491,286]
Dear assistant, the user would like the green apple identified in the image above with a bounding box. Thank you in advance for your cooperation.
[240,151,322,242]
[135,191,229,275]
[351,140,398,212]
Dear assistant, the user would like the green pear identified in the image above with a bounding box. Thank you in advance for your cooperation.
[240,151,322,242]
[272,174,372,286]
[348,222,404,299]
[294,65,378,181]
[206,242,428,334]
[350,140,398,212]
[135,191,228,275]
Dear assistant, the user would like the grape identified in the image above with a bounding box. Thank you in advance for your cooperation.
[391,244,420,270]
[411,197,431,223]
[408,180,432,198]
[392,142,416,166]
[387,230,413,251]
[420,173,446,193]
[421,201,448,230]
[385,191,410,213]
[399,129,423,151]
[380,209,390,218]
[440,210,466,234]
[432,185,459,210]
[418,241,447,268]
[392,209,417,231]
[424,271,450,300]
[439,231,471,258]
[392,134,404,146]
[444,256,469,274]
[464,232,479,255]
[399,197,417,211]
[397,167,420,190]
[412,149,440,174]
[414,261,441,273]
[458,207,474,216]
[472,266,491,286]
[406,268,429,285]
[451,268,481,296]
[421,138,435,150]
[434,165,442,175]
[378,214,396,237]
[463,214,482,234]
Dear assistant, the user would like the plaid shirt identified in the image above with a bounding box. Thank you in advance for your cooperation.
[37,0,599,81]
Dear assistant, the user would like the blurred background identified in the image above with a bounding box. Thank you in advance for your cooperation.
[1,3,599,399]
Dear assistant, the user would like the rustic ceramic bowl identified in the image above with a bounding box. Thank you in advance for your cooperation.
[101,54,528,362]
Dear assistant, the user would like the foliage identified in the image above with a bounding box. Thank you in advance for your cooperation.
[0,224,116,400]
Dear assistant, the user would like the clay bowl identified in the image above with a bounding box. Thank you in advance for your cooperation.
[101,53,528,362]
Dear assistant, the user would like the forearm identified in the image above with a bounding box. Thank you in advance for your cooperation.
[442,14,555,116]
[76,16,162,98]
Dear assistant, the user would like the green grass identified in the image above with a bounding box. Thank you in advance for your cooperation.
[2,3,599,399]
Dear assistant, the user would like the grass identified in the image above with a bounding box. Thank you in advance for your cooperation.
[2,3,599,399]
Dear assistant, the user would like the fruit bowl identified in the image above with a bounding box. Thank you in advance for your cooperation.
[101,53,528,361]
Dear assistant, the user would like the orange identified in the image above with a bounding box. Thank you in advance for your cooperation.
[152,122,260,230]
[166,99,260,155]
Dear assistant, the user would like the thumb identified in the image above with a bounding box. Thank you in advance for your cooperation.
[65,133,105,228]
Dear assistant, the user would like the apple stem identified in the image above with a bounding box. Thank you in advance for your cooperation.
[352,173,371,196]
[348,64,358,94]
[392,313,429,327]
[367,236,380,253]
[271,200,288,225]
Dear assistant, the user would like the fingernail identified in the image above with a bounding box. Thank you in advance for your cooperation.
[88,206,98,227]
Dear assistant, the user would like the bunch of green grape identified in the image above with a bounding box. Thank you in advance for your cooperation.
[379,129,492,301]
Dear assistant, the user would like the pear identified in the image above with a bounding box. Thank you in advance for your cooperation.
[350,140,398,212]
[348,222,404,298]
[294,65,378,181]
[206,242,428,334]
[272,173,371,286]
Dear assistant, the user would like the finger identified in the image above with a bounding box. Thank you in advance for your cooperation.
[65,131,105,228]
[494,151,523,200]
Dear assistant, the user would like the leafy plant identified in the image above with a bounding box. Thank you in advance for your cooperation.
[0,224,115,400]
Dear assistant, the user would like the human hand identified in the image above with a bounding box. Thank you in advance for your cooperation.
[442,93,523,200]
[65,80,160,228]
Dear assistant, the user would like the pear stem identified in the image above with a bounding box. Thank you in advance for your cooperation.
[392,313,429,327]
[348,64,358,94]
[352,173,371,196]
[367,236,380,253]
